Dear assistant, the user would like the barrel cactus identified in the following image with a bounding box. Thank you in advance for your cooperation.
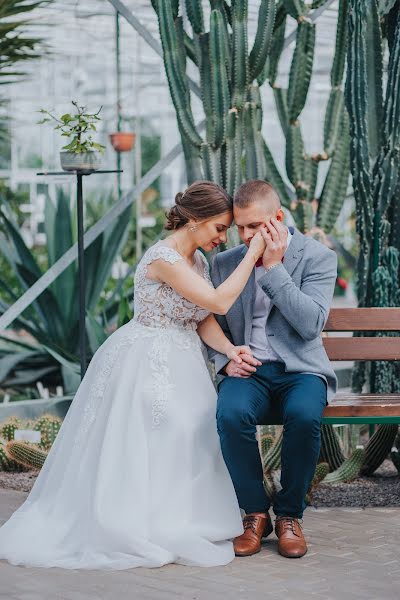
[33,413,62,451]
[0,437,30,472]
[0,416,24,442]
[0,413,62,471]
[5,441,48,470]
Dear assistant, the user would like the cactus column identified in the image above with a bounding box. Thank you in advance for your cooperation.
[345,0,400,472]
[152,0,350,237]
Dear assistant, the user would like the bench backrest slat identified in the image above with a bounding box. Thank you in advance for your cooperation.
[323,337,400,361]
[324,308,400,331]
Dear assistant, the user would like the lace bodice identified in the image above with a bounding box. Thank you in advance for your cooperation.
[133,241,213,330]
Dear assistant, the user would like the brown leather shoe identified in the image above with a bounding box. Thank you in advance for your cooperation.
[275,516,307,558]
[234,512,273,557]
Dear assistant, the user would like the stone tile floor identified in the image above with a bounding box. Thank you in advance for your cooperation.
[0,489,399,600]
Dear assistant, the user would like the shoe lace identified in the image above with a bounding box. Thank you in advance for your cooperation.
[243,515,259,534]
[276,517,302,537]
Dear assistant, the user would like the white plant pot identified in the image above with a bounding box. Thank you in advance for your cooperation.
[60,151,103,173]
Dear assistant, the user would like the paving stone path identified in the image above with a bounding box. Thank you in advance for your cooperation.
[1,489,399,600]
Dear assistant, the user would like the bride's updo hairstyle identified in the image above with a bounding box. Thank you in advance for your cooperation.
[165,180,232,231]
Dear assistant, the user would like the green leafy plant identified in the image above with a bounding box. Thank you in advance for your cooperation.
[38,100,106,154]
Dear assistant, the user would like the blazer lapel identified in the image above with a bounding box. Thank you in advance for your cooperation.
[239,246,256,345]
[282,227,305,277]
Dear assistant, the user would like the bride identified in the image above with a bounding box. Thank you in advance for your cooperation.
[0,180,266,570]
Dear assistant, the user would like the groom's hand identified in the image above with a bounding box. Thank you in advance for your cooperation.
[260,217,288,269]
[224,351,262,378]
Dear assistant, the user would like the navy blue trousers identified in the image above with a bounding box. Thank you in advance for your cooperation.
[216,361,327,519]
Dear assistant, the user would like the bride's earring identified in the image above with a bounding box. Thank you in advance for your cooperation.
[189,225,198,232]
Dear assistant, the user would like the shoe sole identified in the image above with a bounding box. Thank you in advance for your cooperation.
[277,547,308,559]
[234,520,274,557]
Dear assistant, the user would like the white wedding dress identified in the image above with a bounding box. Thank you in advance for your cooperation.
[0,241,243,570]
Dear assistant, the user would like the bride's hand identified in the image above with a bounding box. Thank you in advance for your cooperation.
[226,345,253,365]
[248,230,267,260]
[224,345,262,377]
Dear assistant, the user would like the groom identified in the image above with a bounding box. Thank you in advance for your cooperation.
[209,180,338,559]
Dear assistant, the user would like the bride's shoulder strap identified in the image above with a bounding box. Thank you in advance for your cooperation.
[143,243,183,266]
[196,250,212,283]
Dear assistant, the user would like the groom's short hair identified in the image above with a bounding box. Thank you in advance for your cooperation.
[234,180,281,210]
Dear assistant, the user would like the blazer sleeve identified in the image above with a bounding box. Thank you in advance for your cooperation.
[205,254,234,374]
[258,247,337,341]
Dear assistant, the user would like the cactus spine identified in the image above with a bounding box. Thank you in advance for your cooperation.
[345,0,400,472]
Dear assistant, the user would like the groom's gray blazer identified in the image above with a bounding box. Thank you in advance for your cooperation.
[208,227,338,402]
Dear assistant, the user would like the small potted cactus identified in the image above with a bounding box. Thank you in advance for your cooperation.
[38,101,106,173]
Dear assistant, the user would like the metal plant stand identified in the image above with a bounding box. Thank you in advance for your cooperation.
[37,169,123,379]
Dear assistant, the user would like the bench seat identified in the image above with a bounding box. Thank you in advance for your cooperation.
[322,393,400,424]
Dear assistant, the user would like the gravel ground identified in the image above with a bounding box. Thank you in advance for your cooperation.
[1,460,399,506]
[311,459,400,507]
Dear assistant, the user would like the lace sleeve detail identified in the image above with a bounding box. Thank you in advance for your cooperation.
[144,245,184,267]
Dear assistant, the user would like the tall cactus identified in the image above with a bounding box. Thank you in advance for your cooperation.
[153,0,351,236]
[345,0,400,472]
[153,1,351,470]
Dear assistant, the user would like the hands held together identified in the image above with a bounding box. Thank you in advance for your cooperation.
[225,345,262,378]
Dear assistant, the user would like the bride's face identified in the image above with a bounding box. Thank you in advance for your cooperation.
[192,211,233,252]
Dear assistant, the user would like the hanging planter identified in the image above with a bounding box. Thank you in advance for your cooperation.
[109,132,135,152]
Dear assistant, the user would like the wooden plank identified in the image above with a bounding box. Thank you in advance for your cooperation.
[324,308,400,331]
[323,393,400,417]
[323,337,400,360]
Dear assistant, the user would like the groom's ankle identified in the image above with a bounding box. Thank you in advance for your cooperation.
[246,510,269,517]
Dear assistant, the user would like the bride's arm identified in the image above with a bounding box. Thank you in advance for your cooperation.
[150,233,265,315]
[197,314,251,362]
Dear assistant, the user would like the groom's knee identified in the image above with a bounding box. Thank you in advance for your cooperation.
[217,385,256,434]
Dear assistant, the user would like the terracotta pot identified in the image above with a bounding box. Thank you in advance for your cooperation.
[109,132,136,152]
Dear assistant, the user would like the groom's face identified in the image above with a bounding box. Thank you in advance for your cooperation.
[234,197,284,246]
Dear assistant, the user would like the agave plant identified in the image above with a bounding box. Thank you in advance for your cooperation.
[0,187,133,395]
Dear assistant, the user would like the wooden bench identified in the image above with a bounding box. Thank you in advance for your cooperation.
[322,308,400,425]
